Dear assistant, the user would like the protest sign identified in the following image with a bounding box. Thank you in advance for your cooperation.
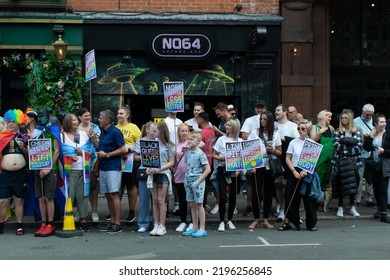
[241,139,264,170]
[225,142,244,171]
[85,49,97,82]
[163,81,184,112]
[140,139,161,169]
[121,145,134,172]
[28,139,52,170]
[296,138,323,174]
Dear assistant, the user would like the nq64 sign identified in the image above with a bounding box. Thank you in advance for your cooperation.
[151,33,212,60]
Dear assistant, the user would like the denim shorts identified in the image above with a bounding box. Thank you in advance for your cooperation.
[153,174,169,187]
[184,178,205,204]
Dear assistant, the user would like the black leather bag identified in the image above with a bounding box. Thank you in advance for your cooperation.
[269,157,285,177]
[136,168,147,180]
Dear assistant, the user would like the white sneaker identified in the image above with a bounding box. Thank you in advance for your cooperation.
[74,212,80,222]
[218,222,225,232]
[186,223,193,232]
[349,206,360,217]
[138,227,147,233]
[277,209,285,221]
[91,213,99,223]
[156,225,166,236]
[336,206,344,217]
[227,220,236,230]
[233,208,238,215]
[175,222,187,232]
[210,204,219,215]
[150,224,159,236]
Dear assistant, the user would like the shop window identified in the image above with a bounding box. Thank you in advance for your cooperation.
[331,0,390,66]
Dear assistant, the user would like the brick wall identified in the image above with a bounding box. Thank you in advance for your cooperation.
[66,0,279,15]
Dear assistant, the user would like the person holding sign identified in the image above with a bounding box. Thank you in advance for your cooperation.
[247,111,282,229]
[0,109,29,235]
[116,106,141,224]
[332,109,363,218]
[27,109,60,237]
[147,121,175,236]
[280,120,318,231]
[212,118,242,232]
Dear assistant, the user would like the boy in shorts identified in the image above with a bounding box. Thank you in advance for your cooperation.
[182,131,211,238]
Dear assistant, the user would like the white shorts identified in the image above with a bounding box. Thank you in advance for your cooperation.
[99,170,122,193]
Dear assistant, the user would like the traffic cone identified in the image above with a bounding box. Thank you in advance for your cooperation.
[63,197,76,230]
[55,197,83,238]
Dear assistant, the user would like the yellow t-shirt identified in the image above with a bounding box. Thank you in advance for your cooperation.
[116,123,141,146]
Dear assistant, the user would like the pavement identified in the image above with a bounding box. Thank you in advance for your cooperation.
[5,190,380,229]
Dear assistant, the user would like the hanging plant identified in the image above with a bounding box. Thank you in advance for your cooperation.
[1,52,84,117]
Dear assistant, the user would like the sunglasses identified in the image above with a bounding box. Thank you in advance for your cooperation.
[297,127,306,131]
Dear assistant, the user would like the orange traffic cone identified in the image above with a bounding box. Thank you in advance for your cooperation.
[55,198,83,238]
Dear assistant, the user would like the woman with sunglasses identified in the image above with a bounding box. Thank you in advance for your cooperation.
[280,120,318,231]
[247,111,281,229]
[332,109,363,218]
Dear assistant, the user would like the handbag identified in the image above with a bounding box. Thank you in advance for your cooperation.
[269,156,285,177]
[136,168,147,180]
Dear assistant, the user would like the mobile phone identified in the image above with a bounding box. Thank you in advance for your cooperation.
[267,141,273,146]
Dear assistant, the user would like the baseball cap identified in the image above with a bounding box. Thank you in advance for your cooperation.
[26,108,38,117]
[255,100,266,107]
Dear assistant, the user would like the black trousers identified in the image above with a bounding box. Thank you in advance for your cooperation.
[251,168,274,220]
[284,168,317,230]
[371,170,389,213]
[174,182,188,223]
[216,166,236,222]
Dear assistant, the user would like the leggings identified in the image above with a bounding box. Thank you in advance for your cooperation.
[216,166,236,222]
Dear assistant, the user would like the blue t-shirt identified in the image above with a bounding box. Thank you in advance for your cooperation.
[99,124,125,171]
[185,149,208,180]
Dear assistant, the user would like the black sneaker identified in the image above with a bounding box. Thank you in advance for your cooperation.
[99,223,113,232]
[126,213,136,223]
[105,215,112,221]
[243,206,253,216]
[80,223,90,232]
[366,201,377,208]
[107,224,122,234]
[172,209,180,216]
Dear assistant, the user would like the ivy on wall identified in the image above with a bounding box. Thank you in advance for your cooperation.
[1,53,84,117]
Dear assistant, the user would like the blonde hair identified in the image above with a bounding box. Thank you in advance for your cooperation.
[177,123,190,143]
[338,109,356,134]
[141,121,155,137]
[156,120,173,146]
[298,119,312,132]
[189,131,202,141]
[227,118,241,140]
[317,110,332,122]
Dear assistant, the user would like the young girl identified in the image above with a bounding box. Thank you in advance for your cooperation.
[134,122,157,232]
[212,118,242,232]
[182,131,211,237]
[147,121,175,236]
[173,123,192,232]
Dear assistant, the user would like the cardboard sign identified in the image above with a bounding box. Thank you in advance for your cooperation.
[241,139,264,170]
[163,81,184,112]
[28,139,52,170]
[296,138,323,174]
[225,142,244,171]
[140,139,161,169]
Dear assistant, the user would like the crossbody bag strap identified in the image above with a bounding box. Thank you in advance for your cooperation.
[360,116,372,131]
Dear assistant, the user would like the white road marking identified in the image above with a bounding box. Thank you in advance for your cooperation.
[219,236,321,248]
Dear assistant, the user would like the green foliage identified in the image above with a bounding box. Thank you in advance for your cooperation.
[1,52,84,117]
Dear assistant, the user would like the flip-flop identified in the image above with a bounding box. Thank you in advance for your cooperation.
[192,230,207,238]
[182,229,196,236]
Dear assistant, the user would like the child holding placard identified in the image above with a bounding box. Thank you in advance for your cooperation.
[182,131,211,237]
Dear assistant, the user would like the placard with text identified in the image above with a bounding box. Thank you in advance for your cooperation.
[28,139,53,170]
[140,139,161,169]
[296,138,323,174]
[163,81,184,112]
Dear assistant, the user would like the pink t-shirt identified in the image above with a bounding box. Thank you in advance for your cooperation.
[173,140,188,183]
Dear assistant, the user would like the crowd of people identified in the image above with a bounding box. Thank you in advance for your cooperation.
[1,100,390,238]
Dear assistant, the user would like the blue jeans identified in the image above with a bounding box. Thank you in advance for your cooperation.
[137,179,151,229]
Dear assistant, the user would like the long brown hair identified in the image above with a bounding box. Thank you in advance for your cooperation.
[259,111,274,141]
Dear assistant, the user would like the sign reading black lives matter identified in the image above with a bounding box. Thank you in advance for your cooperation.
[140,139,161,169]
[28,139,53,170]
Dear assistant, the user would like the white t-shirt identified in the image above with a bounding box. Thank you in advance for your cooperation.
[213,135,243,166]
[275,121,299,139]
[164,116,183,145]
[286,137,306,167]
[241,115,260,135]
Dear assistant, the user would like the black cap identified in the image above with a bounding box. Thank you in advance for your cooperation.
[255,100,266,107]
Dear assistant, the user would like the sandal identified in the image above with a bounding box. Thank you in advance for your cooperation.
[278,223,292,231]
[192,230,207,238]
[248,220,260,229]
[16,228,25,236]
[308,227,317,231]
[262,222,274,229]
